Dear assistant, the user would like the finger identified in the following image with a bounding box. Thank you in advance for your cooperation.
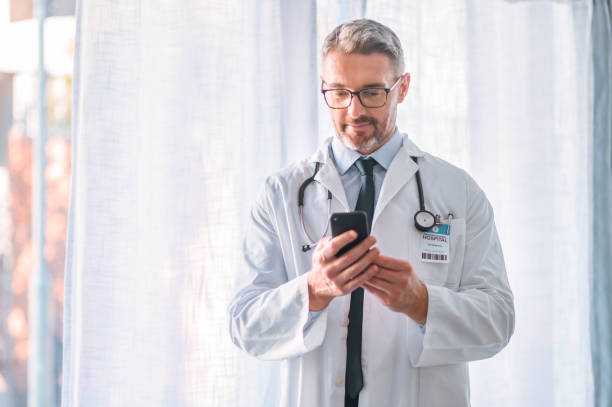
[363,281,391,303]
[371,267,408,284]
[336,247,380,283]
[373,254,413,272]
[366,276,396,293]
[315,248,327,264]
[313,237,331,263]
[343,264,379,293]
[328,235,377,275]
[324,230,359,259]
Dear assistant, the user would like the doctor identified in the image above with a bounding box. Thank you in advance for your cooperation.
[229,19,514,407]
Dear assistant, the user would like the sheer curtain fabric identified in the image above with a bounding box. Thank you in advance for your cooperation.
[63,1,593,406]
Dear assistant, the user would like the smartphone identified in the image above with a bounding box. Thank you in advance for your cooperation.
[330,211,370,257]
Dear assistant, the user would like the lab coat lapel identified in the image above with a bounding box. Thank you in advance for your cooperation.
[309,139,350,212]
[372,137,423,227]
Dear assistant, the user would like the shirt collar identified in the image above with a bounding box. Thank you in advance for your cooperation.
[330,127,403,175]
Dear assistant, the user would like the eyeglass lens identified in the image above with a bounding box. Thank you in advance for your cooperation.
[324,89,388,108]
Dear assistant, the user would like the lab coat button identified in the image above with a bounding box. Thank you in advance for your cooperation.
[335,376,345,387]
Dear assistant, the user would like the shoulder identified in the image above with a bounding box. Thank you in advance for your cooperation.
[400,134,473,189]
[251,158,320,218]
[262,138,332,194]
[262,159,314,194]
[419,152,477,192]
[416,150,488,219]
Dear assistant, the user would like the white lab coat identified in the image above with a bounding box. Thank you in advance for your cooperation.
[229,134,514,407]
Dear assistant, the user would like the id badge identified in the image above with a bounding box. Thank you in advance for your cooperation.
[420,223,450,263]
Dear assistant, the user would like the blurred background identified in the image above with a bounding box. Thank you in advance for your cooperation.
[0,0,74,405]
[1,0,610,407]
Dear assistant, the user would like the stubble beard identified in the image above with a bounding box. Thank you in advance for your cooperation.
[338,118,392,153]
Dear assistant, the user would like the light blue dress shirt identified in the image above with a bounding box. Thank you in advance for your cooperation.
[305,129,426,334]
[330,127,403,210]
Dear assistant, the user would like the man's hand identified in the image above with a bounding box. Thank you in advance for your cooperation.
[363,255,429,324]
[307,231,380,311]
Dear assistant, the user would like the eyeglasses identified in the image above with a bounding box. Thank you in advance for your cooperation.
[321,76,403,109]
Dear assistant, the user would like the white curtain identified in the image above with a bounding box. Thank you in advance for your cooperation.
[63,1,593,406]
[361,2,594,406]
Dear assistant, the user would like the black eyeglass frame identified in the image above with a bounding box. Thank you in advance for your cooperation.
[320,75,404,109]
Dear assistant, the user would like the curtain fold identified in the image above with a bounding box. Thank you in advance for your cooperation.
[63,1,314,405]
[63,1,594,406]
[592,1,612,406]
[365,2,593,404]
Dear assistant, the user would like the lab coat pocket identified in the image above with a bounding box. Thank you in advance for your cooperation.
[412,218,465,287]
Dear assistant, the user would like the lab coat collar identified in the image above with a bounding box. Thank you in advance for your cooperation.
[308,132,425,218]
[308,138,350,211]
[372,133,423,226]
[307,132,424,163]
[397,133,425,159]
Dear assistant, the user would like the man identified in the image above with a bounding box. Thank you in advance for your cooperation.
[229,19,514,407]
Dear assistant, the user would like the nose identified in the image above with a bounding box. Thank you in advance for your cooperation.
[347,93,367,117]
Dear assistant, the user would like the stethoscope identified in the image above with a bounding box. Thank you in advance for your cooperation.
[298,156,436,252]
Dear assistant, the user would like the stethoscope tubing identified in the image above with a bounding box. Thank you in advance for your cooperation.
[298,156,434,251]
[299,162,332,252]
[411,156,436,231]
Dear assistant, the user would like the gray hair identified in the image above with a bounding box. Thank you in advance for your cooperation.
[322,19,405,76]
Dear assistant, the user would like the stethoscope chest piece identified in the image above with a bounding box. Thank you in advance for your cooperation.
[414,210,436,232]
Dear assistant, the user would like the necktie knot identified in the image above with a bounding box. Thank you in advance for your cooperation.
[355,157,375,177]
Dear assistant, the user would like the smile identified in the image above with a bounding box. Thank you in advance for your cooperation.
[347,123,371,129]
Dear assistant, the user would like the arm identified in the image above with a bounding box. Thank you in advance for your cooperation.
[227,179,379,360]
[366,176,514,366]
[413,181,515,366]
[227,180,320,360]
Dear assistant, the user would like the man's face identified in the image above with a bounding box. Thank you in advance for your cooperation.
[321,51,410,154]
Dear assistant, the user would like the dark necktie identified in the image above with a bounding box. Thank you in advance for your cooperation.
[345,157,375,404]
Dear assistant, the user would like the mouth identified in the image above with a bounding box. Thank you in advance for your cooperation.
[346,122,372,130]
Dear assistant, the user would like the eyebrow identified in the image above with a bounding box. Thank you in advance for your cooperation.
[323,81,387,88]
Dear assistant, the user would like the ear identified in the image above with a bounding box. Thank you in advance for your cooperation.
[397,73,411,103]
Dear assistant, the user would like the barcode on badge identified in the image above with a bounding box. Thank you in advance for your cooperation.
[422,253,448,261]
